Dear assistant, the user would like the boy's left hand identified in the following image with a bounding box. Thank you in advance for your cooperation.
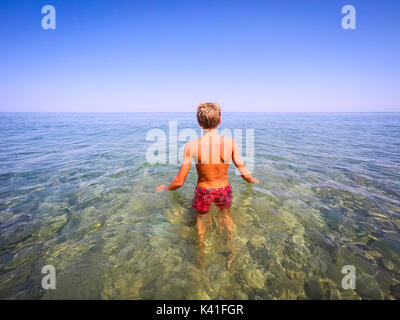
[155,185,168,192]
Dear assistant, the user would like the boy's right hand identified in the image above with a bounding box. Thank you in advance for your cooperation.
[155,185,168,192]
[241,174,259,184]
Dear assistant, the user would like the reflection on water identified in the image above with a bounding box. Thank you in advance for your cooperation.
[0,113,400,299]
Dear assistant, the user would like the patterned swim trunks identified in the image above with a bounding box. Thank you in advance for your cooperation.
[192,184,232,214]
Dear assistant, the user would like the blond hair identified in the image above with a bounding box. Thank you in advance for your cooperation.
[196,102,221,129]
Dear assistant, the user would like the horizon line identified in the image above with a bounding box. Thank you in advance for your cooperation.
[1,111,400,114]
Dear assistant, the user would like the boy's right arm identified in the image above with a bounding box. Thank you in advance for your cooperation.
[232,138,259,184]
[155,141,192,192]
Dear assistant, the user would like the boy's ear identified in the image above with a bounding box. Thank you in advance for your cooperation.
[218,119,221,125]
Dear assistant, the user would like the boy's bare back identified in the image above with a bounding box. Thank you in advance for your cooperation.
[155,102,257,193]
[187,134,249,189]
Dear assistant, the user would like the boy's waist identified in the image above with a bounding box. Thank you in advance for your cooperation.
[195,183,231,192]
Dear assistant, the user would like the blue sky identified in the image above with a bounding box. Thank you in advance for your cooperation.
[0,0,399,112]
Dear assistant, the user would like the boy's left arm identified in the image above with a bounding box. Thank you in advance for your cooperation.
[155,142,192,192]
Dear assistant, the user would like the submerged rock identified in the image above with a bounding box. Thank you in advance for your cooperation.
[320,278,341,300]
[286,269,302,280]
[390,283,400,299]
[307,256,326,273]
[149,235,169,250]
[249,235,267,248]
[251,247,271,267]
[242,268,267,290]
[366,249,383,260]
[234,291,248,300]
[326,264,343,284]
[304,279,325,300]
[356,276,384,300]
[186,288,211,300]
[374,270,395,298]
[382,257,400,274]
[268,276,305,300]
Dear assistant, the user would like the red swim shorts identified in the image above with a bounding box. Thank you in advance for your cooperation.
[192,184,232,214]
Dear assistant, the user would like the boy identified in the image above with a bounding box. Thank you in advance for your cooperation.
[155,102,258,245]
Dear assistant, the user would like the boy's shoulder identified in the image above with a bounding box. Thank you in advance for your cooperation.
[185,136,235,153]
[185,137,201,146]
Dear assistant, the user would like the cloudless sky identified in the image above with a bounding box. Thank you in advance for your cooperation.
[0,0,399,112]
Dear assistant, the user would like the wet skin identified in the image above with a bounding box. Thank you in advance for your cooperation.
[155,125,258,267]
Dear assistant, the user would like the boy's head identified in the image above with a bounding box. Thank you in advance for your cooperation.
[197,102,221,129]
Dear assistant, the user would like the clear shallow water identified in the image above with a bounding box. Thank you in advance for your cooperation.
[0,112,400,300]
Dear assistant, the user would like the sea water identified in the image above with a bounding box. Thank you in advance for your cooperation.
[0,112,399,299]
